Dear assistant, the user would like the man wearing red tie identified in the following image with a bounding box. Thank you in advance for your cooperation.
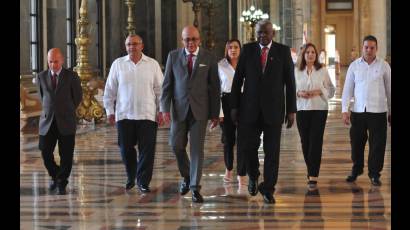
[36,48,83,195]
[160,26,220,203]
[230,19,296,203]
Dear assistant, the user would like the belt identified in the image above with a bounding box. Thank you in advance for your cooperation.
[222,92,231,97]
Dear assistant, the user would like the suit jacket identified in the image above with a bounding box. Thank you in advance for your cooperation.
[230,41,296,125]
[36,68,83,136]
[160,47,220,121]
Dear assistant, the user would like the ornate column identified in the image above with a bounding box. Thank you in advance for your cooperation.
[74,0,104,123]
[183,0,202,28]
[125,0,136,35]
[204,0,215,50]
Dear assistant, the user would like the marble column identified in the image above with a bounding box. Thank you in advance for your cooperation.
[310,0,321,48]
[369,0,387,59]
[293,0,304,49]
[177,0,196,47]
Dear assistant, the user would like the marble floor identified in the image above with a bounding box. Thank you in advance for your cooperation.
[20,67,390,229]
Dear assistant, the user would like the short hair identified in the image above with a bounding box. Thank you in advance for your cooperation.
[224,39,241,64]
[298,43,323,71]
[363,35,377,46]
[256,19,273,30]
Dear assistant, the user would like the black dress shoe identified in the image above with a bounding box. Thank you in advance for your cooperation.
[258,183,275,204]
[125,181,135,190]
[138,184,151,193]
[346,172,362,182]
[370,177,382,186]
[179,179,190,195]
[48,180,58,192]
[57,186,66,195]
[192,190,204,203]
[307,180,318,189]
[248,178,258,196]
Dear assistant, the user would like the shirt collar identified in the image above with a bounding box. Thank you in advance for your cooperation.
[50,68,62,76]
[184,47,199,56]
[259,41,273,50]
[359,56,379,65]
[126,53,149,63]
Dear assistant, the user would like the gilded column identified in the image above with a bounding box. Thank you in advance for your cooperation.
[125,0,136,35]
[74,0,104,123]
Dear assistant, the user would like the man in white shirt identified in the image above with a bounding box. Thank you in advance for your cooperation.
[103,35,163,193]
[341,35,391,187]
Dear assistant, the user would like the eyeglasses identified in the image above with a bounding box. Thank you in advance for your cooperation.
[126,42,142,46]
[182,37,199,43]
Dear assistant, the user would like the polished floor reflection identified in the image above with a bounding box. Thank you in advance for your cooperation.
[20,67,390,229]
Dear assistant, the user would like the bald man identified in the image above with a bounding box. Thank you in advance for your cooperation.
[160,26,220,203]
[36,48,83,195]
[104,35,163,193]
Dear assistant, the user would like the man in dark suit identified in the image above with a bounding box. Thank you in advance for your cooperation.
[36,48,83,195]
[160,25,220,203]
[230,20,297,203]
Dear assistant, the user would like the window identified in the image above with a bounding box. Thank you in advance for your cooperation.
[326,0,353,11]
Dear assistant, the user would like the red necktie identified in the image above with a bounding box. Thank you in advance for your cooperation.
[51,73,57,89]
[188,53,194,77]
[260,47,269,71]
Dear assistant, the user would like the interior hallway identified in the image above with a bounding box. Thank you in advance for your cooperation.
[20,67,391,229]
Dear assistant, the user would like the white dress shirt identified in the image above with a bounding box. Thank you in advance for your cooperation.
[218,58,235,117]
[295,67,335,111]
[103,53,163,122]
[341,56,391,114]
[218,58,235,94]
[184,47,199,67]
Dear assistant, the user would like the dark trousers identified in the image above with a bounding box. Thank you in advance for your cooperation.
[350,112,387,178]
[117,119,158,187]
[296,110,328,178]
[39,118,75,186]
[221,93,246,176]
[237,110,282,193]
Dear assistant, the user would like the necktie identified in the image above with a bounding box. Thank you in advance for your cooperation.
[260,47,269,71]
[51,73,57,90]
[187,53,194,77]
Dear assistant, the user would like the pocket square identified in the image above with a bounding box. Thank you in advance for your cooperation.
[199,64,207,67]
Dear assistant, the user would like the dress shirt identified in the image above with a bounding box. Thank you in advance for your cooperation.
[295,67,335,111]
[341,56,391,114]
[258,41,272,51]
[218,58,235,94]
[50,68,62,84]
[103,53,163,122]
[184,47,199,68]
[218,58,236,117]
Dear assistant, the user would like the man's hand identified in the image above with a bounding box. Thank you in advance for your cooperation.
[230,109,239,125]
[285,113,295,129]
[107,114,115,126]
[157,112,164,126]
[162,112,171,125]
[219,117,224,124]
[342,112,350,126]
[210,118,219,129]
[388,114,391,127]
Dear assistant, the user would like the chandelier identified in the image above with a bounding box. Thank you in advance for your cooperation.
[239,5,279,41]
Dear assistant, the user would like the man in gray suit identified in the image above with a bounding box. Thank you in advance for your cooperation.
[160,25,220,203]
[36,48,83,195]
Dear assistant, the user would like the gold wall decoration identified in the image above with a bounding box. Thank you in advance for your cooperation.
[74,0,104,123]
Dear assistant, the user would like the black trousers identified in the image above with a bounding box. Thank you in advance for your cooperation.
[350,112,387,178]
[117,119,158,187]
[237,110,281,193]
[221,93,246,176]
[39,118,75,186]
[296,110,328,178]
